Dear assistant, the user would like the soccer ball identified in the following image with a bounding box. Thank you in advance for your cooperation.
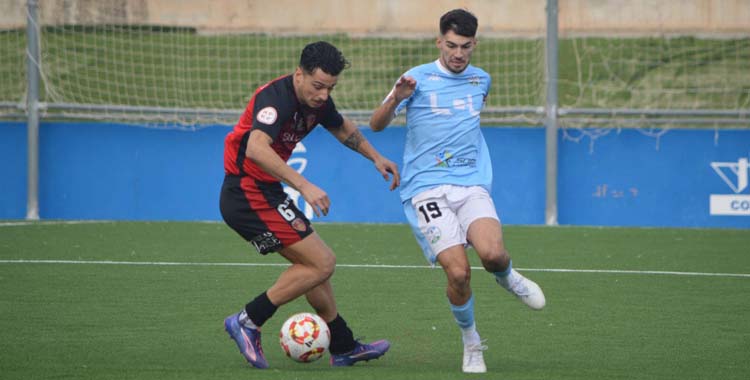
[279,312,330,363]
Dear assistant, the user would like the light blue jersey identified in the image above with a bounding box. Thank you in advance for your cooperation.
[393,60,492,202]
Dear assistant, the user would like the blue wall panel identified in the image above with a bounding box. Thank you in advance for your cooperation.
[1,121,748,228]
[485,128,546,225]
[559,129,750,228]
[38,122,226,220]
[0,122,27,219]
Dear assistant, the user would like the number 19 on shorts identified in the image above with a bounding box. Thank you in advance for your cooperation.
[418,201,442,223]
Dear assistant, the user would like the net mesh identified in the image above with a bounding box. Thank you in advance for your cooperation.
[1,1,748,130]
[557,1,750,141]
[0,1,545,126]
[0,27,26,118]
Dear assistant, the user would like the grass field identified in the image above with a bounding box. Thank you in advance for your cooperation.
[1,221,749,379]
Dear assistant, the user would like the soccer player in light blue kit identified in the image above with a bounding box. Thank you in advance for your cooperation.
[370,9,546,373]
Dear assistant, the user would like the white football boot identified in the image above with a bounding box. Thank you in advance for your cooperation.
[497,269,546,310]
[462,341,487,373]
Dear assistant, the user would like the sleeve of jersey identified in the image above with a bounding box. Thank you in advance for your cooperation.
[251,89,292,140]
[319,98,344,129]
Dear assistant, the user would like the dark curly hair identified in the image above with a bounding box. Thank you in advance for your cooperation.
[299,41,350,76]
[439,9,478,37]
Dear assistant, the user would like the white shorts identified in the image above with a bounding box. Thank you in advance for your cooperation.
[404,184,500,265]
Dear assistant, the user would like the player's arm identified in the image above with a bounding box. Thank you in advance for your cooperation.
[369,75,417,132]
[326,117,401,191]
[245,129,330,216]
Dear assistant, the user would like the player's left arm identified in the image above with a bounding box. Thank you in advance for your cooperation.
[326,117,400,191]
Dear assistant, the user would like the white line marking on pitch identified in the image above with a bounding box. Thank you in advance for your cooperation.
[0,259,748,278]
[0,220,116,227]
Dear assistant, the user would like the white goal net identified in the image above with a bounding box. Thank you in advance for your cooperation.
[0,1,545,127]
[556,1,750,142]
[1,1,748,130]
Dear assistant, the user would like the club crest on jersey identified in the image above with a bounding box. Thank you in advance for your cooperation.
[257,106,278,125]
[292,112,306,132]
[306,114,317,128]
[468,76,481,86]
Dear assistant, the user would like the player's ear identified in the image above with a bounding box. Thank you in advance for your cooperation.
[293,67,304,85]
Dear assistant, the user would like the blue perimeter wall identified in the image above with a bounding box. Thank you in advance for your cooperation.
[1,121,748,228]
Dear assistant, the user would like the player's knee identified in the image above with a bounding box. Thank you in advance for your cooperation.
[479,247,510,272]
[446,265,471,289]
[315,252,336,280]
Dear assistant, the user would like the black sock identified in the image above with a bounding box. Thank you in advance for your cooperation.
[327,314,356,354]
[244,291,277,327]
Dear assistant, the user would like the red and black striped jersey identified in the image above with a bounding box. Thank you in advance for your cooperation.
[223,74,344,182]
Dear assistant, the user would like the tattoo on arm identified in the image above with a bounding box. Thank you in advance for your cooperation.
[342,129,364,152]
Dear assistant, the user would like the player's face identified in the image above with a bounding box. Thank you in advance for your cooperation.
[294,67,338,109]
[437,30,476,74]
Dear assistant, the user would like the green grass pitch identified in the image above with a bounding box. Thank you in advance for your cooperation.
[1,222,749,379]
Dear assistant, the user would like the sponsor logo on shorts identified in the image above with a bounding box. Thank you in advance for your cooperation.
[251,232,283,254]
[291,218,307,232]
[425,226,441,244]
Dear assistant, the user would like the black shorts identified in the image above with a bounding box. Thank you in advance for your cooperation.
[220,175,313,254]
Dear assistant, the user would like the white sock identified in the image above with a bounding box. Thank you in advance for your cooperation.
[496,268,520,289]
[461,323,481,346]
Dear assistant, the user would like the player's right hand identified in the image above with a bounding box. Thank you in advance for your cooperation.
[393,75,417,102]
[299,182,330,217]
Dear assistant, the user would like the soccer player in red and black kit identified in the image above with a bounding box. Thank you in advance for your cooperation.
[220,41,400,369]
